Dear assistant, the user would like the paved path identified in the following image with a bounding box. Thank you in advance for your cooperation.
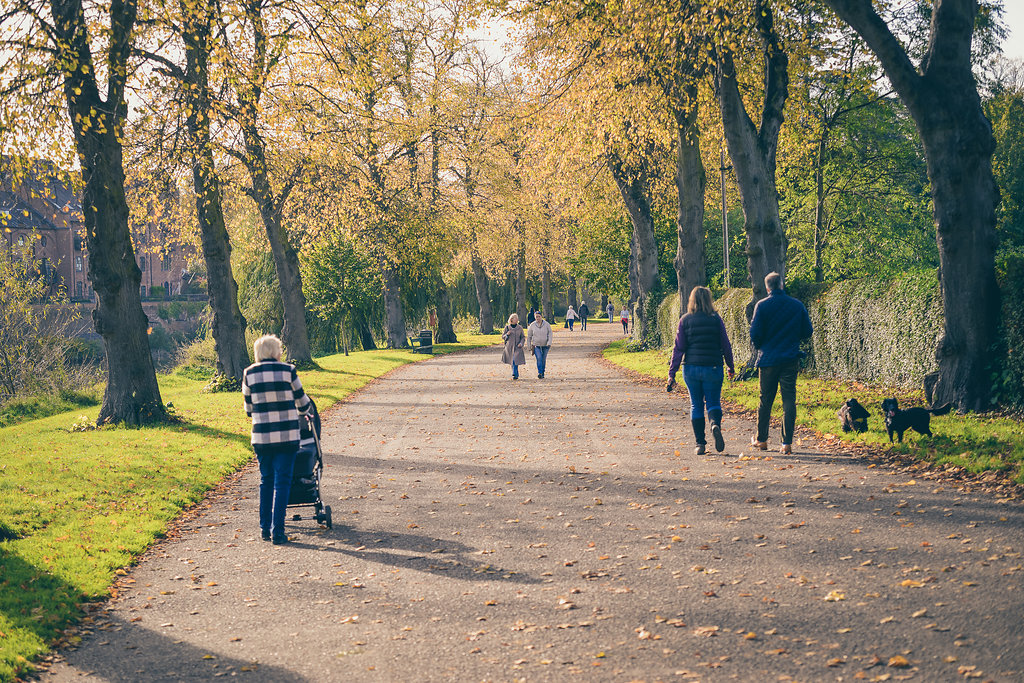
[43,323,1024,681]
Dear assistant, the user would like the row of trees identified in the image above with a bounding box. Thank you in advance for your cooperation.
[514,0,1012,412]
[0,0,1014,423]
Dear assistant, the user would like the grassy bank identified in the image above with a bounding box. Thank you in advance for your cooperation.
[0,335,495,681]
[603,340,1024,485]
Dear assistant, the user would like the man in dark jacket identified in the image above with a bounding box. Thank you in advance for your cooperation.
[578,301,590,331]
[749,272,813,454]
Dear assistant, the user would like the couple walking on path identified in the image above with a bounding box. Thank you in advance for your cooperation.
[501,311,553,379]
[668,272,812,455]
[563,301,590,331]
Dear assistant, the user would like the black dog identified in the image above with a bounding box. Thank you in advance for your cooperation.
[880,398,952,443]
[837,398,870,433]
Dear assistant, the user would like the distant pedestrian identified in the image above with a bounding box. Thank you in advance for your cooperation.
[527,311,553,378]
[607,301,615,323]
[243,334,311,545]
[578,301,590,331]
[667,287,735,455]
[620,306,630,334]
[749,272,813,455]
[501,313,526,380]
[565,305,577,331]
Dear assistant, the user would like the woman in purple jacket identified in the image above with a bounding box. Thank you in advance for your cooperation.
[667,287,735,454]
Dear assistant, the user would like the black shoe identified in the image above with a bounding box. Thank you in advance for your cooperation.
[538,373,544,378]
[694,443,706,455]
[261,529,271,541]
[712,424,725,453]
[272,535,289,545]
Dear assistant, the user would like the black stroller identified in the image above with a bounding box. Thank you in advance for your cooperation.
[288,398,332,528]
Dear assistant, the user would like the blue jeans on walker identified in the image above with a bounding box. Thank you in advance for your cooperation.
[512,362,519,379]
[683,364,724,419]
[534,345,549,376]
[568,319,575,330]
[255,443,297,539]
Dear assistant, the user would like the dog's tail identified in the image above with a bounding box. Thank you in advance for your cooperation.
[928,403,952,416]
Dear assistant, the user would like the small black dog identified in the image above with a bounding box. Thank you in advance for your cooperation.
[837,398,870,433]
[880,398,952,443]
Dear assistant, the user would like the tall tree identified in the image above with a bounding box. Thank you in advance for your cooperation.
[227,0,312,363]
[716,0,790,311]
[1,0,165,424]
[180,0,250,381]
[824,0,1001,411]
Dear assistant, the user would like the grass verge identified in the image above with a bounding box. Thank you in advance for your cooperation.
[0,335,495,681]
[603,340,1024,485]
[0,390,101,429]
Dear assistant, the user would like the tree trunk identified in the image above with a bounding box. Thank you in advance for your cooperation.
[51,0,164,425]
[673,97,707,308]
[824,0,1001,411]
[606,151,659,339]
[600,293,608,316]
[716,0,790,311]
[381,261,409,348]
[542,262,552,320]
[515,224,527,326]
[182,5,249,381]
[356,313,377,351]
[470,248,493,333]
[434,275,457,343]
[568,275,578,310]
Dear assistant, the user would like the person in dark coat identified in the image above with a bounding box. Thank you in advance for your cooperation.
[501,313,526,379]
[749,272,813,454]
[578,301,590,331]
[667,287,735,454]
[243,334,311,544]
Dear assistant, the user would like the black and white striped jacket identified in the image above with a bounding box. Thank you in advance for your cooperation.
[242,360,311,447]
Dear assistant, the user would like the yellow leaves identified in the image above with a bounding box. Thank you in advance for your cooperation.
[887,655,910,668]
[827,657,846,667]
[339,615,359,624]
[692,625,719,637]
[900,579,924,588]
[743,632,757,640]
[824,590,846,602]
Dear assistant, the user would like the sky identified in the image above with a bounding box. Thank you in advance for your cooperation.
[1003,1,1024,61]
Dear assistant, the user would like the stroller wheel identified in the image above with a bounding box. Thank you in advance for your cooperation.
[325,505,332,529]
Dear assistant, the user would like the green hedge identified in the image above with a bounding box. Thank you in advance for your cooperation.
[995,255,1024,410]
[659,272,945,388]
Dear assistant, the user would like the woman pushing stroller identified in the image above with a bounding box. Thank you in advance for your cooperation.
[242,334,311,544]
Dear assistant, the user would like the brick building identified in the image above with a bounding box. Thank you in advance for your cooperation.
[1,161,197,302]
[0,163,91,300]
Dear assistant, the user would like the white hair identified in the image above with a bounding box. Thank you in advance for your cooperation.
[254,334,283,362]
[765,272,783,292]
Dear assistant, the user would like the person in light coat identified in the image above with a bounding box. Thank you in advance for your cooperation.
[526,311,553,378]
[607,301,615,323]
[565,305,577,331]
[501,313,526,380]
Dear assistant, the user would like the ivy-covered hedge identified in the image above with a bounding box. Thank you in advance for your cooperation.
[995,255,1024,411]
[658,271,945,388]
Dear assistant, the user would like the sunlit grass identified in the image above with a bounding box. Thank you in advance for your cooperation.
[0,334,497,681]
[604,340,1024,484]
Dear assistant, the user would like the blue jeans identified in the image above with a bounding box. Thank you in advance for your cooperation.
[512,362,519,379]
[534,345,549,376]
[683,364,724,420]
[255,443,297,539]
[568,319,575,330]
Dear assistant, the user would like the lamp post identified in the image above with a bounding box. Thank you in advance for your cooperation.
[720,148,731,289]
